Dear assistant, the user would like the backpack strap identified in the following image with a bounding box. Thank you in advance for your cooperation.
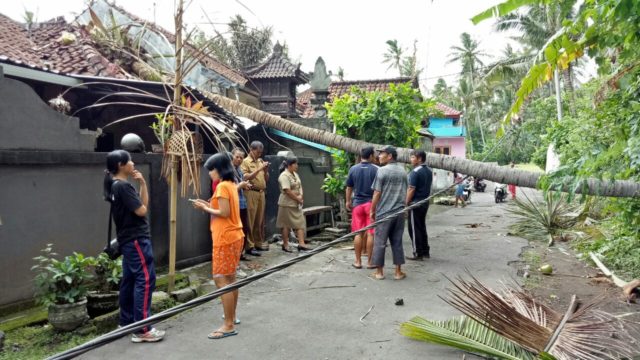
[107,180,119,246]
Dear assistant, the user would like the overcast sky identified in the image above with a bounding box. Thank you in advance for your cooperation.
[5,0,516,93]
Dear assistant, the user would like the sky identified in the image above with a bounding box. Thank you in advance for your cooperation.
[4,0,517,93]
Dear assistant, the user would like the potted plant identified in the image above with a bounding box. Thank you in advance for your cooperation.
[87,253,122,318]
[150,113,173,152]
[32,244,93,331]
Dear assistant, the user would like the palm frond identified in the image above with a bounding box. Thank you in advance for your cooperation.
[507,191,581,243]
[401,315,537,360]
[441,273,640,359]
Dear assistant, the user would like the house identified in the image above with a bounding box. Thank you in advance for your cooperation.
[297,75,464,157]
[428,103,465,158]
[244,42,309,117]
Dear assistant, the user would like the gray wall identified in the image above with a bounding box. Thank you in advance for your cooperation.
[0,70,96,151]
[264,155,330,238]
[0,151,213,307]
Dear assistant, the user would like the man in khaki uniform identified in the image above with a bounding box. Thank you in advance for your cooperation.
[241,141,270,251]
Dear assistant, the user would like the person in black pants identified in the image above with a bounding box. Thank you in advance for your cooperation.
[405,149,433,260]
[104,150,165,343]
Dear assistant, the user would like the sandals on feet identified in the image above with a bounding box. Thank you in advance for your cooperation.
[394,272,407,280]
[351,263,362,269]
[208,329,238,339]
[370,272,385,280]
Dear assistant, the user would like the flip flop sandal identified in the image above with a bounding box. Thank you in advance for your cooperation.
[208,329,238,339]
[394,273,407,280]
[370,272,385,280]
[351,263,363,269]
[366,265,377,269]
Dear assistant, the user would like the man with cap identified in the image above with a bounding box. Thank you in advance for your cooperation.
[369,145,408,280]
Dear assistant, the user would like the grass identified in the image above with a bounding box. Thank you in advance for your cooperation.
[521,248,543,290]
[0,307,47,332]
[0,324,98,360]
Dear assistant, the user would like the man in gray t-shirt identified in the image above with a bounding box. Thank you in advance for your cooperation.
[370,145,407,280]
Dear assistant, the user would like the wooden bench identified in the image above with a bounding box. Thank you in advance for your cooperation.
[302,205,335,232]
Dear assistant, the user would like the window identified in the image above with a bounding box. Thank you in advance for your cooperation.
[434,146,451,155]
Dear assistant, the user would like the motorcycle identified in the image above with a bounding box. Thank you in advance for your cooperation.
[463,182,472,203]
[473,178,487,192]
[494,183,508,203]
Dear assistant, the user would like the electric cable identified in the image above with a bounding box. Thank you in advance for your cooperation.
[49,129,514,359]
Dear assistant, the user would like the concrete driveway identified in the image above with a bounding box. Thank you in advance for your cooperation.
[80,187,527,360]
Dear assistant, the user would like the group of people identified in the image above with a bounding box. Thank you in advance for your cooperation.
[103,140,314,342]
[345,146,433,280]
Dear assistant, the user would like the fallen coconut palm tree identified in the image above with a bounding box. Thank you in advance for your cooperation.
[207,94,640,199]
[401,274,640,359]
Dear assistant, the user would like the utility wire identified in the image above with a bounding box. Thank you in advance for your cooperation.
[48,128,515,360]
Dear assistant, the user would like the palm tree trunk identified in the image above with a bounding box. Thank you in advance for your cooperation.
[562,65,576,115]
[207,94,640,198]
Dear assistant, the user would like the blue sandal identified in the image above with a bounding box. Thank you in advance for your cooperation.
[208,329,238,339]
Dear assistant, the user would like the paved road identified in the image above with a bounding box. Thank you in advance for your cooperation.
[80,187,527,360]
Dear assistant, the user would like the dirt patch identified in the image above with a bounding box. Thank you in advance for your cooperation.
[513,241,640,319]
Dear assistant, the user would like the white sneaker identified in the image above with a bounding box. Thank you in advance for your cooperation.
[131,328,165,343]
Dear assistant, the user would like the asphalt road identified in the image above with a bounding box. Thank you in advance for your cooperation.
[80,187,527,360]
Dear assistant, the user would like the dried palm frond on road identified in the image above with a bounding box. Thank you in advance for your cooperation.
[441,274,639,359]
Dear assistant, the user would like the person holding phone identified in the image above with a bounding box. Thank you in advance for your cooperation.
[192,153,244,340]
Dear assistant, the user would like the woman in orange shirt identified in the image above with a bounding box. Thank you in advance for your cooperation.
[193,153,244,340]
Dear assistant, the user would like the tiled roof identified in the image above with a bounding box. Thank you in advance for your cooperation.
[0,14,125,77]
[245,43,308,82]
[328,77,416,99]
[296,77,462,118]
[106,3,249,86]
[435,102,462,117]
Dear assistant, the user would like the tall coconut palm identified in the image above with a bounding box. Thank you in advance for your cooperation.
[494,0,578,111]
[382,39,404,75]
[449,33,490,149]
[447,32,489,82]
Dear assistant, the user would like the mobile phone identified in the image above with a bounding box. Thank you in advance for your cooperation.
[188,199,198,203]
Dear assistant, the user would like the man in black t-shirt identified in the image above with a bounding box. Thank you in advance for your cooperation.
[405,149,433,260]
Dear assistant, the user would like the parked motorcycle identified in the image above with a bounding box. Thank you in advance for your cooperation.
[474,178,487,192]
[494,183,508,203]
[463,182,472,203]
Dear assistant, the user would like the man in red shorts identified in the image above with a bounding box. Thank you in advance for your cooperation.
[345,146,379,269]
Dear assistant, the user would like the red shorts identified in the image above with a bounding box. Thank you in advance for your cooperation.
[351,202,374,235]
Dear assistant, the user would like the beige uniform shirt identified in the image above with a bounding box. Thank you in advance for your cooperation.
[241,156,267,190]
[278,170,302,208]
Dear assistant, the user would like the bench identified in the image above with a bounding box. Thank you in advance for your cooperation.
[302,205,335,232]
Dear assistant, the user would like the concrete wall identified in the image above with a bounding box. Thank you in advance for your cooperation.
[0,151,214,307]
[434,137,466,158]
[0,70,96,151]
[264,155,330,238]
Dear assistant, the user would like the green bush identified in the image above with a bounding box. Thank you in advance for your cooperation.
[32,245,93,307]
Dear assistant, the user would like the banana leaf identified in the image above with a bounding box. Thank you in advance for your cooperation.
[400,315,542,360]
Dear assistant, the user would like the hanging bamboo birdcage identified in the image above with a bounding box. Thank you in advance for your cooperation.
[163,129,203,196]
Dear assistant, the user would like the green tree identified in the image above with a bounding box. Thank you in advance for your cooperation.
[194,15,273,69]
[447,32,488,81]
[322,83,436,196]
[382,39,404,75]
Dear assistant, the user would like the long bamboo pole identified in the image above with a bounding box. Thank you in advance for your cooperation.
[167,0,185,293]
[208,94,640,198]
